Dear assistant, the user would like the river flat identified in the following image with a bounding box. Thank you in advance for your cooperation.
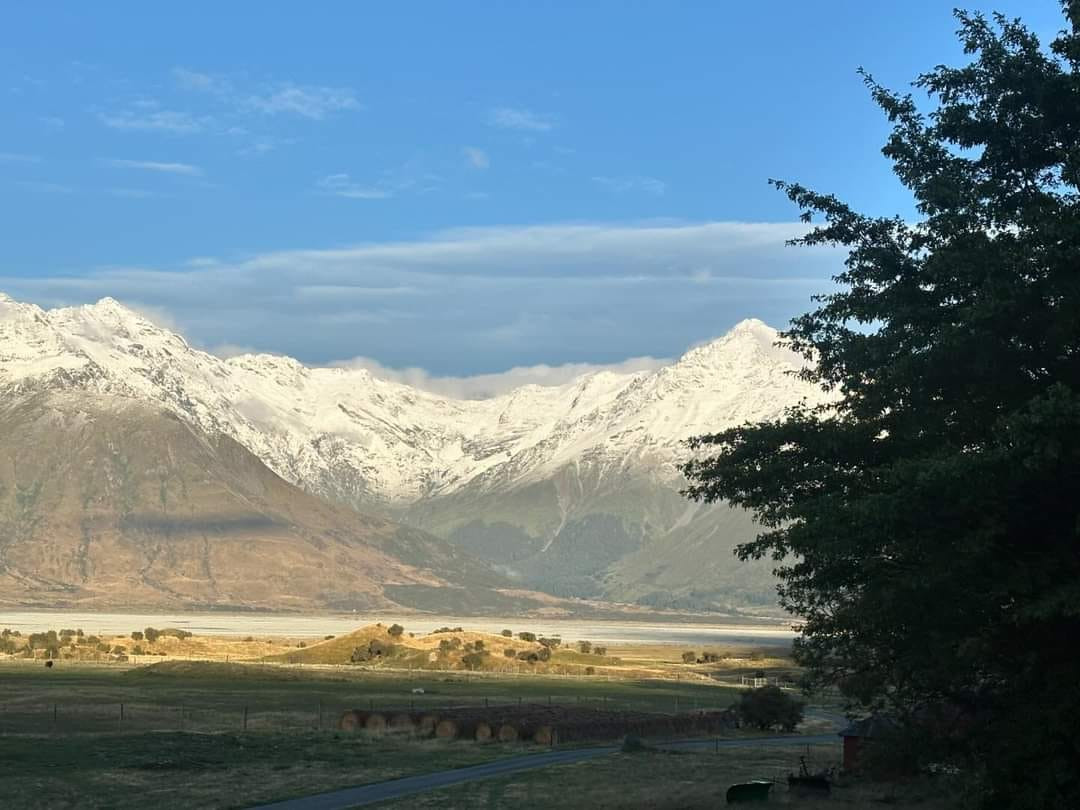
[0,610,794,648]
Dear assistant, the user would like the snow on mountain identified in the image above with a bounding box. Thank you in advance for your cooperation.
[0,293,824,507]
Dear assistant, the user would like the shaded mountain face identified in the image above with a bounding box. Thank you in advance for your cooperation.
[0,293,828,613]
[0,391,512,612]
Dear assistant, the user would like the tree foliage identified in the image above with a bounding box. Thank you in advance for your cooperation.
[736,686,804,732]
[683,5,1080,807]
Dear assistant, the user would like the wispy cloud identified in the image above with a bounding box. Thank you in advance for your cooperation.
[593,175,667,195]
[245,84,358,119]
[40,116,65,132]
[173,67,358,120]
[488,106,556,132]
[106,159,203,176]
[99,108,204,134]
[316,173,391,199]
[0,152,42,163]
[463,147,490,169]
[1,221,840,374]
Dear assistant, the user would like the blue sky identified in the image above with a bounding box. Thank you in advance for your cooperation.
[1,1,1066,383]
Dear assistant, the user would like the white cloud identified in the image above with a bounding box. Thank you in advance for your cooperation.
[488,107,555,132]
[106,159,203,176]
[463,147,490,169]
[0,220,840,373]
[593,175,667,195]
[334,354,673,399]
[317,173,392,199]
[173,66,358,120]
[245,84,358,119]
[99,108,204,134]
[106,188,166,199]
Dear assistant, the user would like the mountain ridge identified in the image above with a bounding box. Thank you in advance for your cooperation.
[1,292,827,612]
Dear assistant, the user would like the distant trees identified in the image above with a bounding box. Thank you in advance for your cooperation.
[388,623,405,638]
[350,639,394,663]
[517,632,537,642]
[538,636,561,649]
[682,651,697,664]
[501,629,513,638]
[593,646,607,657]
[462,652,487,670]
[130,631,144,641]
[143,627,160,643]
[577,641,592,654]
[736,686,804,732]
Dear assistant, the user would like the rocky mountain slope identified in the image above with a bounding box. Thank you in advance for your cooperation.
[0,292,827,612]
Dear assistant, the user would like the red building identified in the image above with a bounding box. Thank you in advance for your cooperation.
[839,715,896,771]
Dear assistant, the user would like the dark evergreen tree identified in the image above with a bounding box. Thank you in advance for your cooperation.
[683,5,1080,806]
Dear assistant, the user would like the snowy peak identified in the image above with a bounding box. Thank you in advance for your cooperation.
[0,293,826,504]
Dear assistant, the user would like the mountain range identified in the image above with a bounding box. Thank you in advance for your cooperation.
[0,292,826,614]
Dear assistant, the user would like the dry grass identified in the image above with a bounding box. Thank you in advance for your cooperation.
[371,744,953,809]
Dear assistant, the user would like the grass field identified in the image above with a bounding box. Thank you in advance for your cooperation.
[371,744,952,810]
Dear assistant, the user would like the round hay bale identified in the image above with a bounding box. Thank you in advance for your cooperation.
[474,722,493,743]
[364,713,387,734]
[390,713,416,734]
[435,718,459,739]
[497,723,519,743]
[417,714,438,737]
[338,710,363,731]
[533,725,554,746]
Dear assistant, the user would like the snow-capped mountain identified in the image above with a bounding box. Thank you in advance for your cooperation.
[0,292,826,612]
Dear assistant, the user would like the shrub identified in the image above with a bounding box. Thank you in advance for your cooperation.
[537,646,552,662]
[96,643,111,653]
[593,646,607,656]
[682,651,697,663]
[350,639,394,663]
[387,623,405,637]
[517,632,537,642]
[162,628,192,640]
[538,636,561,648]
[462,652,487,670]
[621,734,647,752]
[60,629,77,638]
[324,634,335,640]
[130,631,144,641]
[244,636,255,642]
[112,645,126,654]
[585,666,595,675]
[736,686,804,732]
[517,650,539,663]
[577,640,592,654]
[504,647,517,658]
[298,642,307,648]
[501,629,513,638]
[132,645,145,655]
[143,627,160,643]
[473,639,484,651]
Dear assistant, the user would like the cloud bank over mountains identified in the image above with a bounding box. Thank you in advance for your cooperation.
[0,220,838,376]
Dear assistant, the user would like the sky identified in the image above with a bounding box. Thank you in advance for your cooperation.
[0,1,1067,383]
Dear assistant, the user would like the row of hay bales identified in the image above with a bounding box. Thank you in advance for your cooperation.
[338,705,737,745]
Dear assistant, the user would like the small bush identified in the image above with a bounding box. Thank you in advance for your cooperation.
[682,651,697,663]
[593,646,607,656]
[132,645,145,655]
[504,647,517,658]
[538,636,561,648]
[577,640,592,654]
[621,734,647,752]
[517,651,539,664]
[387,623,405,637]
[585,666,595,675]
[130,631,144,641]
[517,632,537,642]
[244,636,255,642]
[112,645,126,654]
[537,646,552,662]
[501,629,513,638]
[324,634,335,640]
[161,628,192,640]
[143,627,160,643]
